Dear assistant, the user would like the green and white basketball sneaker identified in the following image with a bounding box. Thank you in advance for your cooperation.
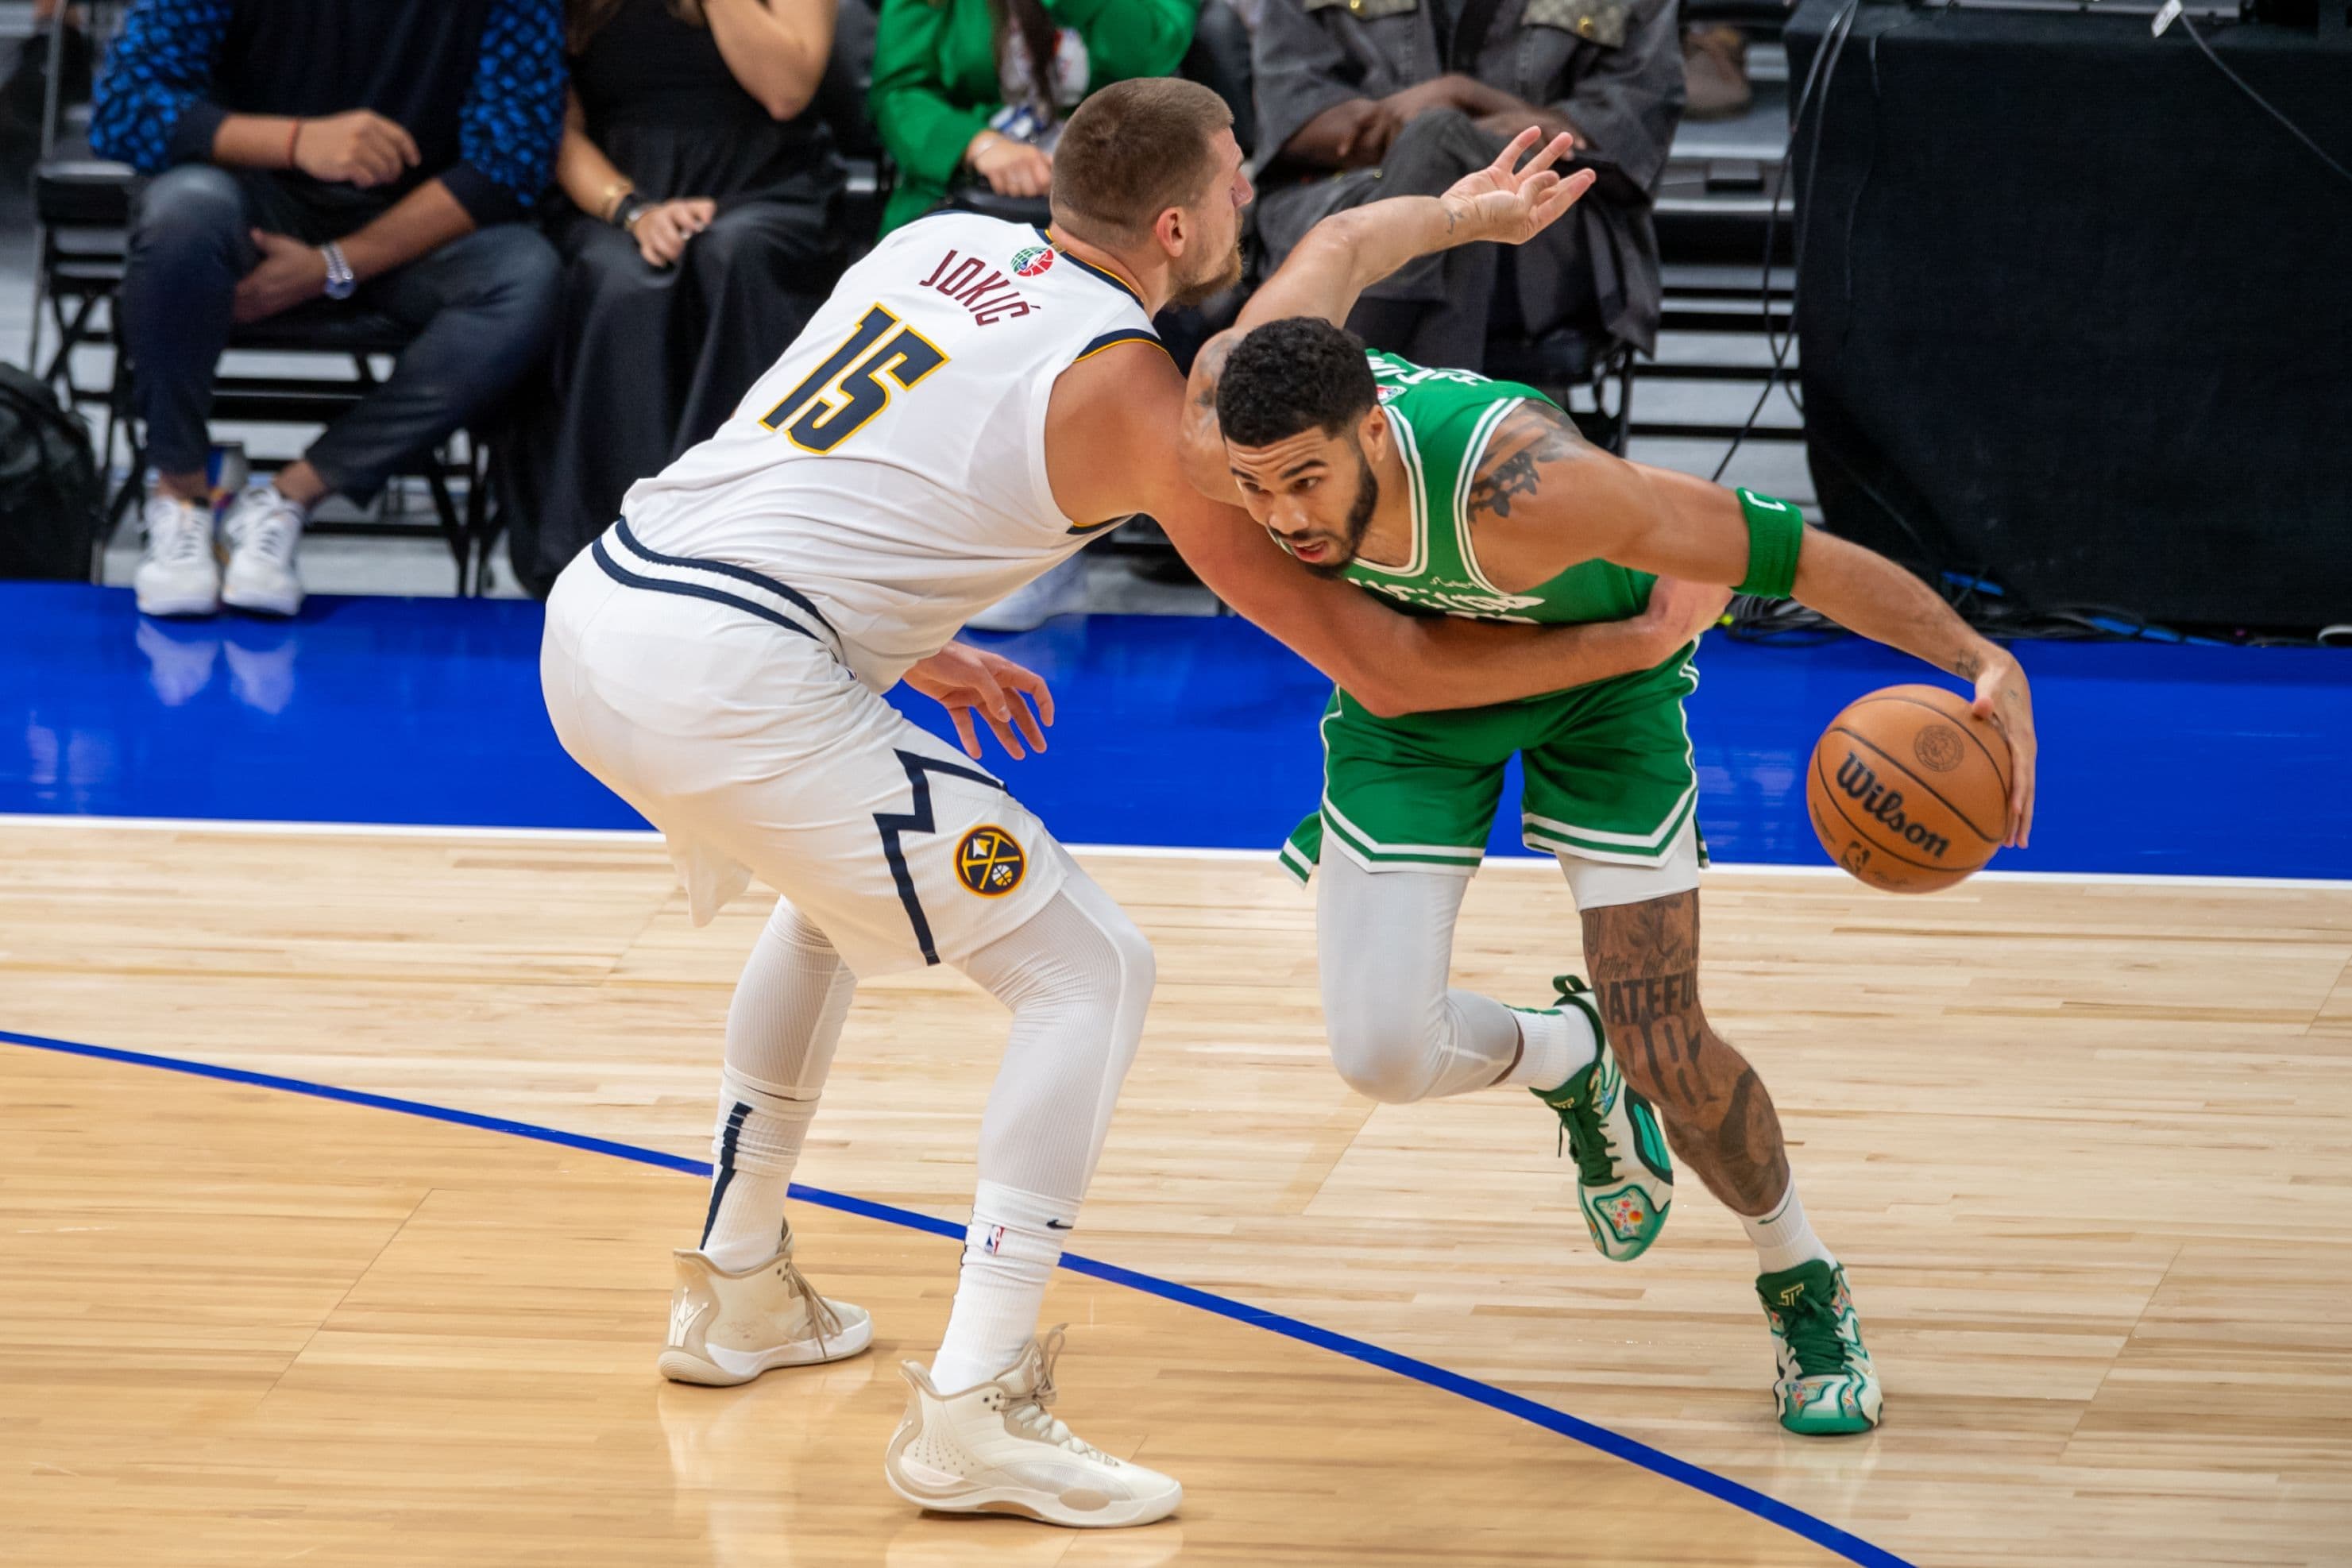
[1528,975,1674,1262]
[1755,1258,1883,1435]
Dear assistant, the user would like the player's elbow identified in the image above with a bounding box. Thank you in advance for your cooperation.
[1342,673,1415,720]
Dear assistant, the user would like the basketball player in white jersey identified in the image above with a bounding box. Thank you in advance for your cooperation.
[539,79,1698,1527]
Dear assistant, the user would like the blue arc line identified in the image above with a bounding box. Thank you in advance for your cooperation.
[1,1026,1912,1568]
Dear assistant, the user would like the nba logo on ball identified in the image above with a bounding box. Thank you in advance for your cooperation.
[1012,245,1055,278]
[1806,684,2011,894]
[956,826,1026,897]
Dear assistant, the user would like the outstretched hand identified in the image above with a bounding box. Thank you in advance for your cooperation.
[1438,127,1595,248]
[902,642,1056,762]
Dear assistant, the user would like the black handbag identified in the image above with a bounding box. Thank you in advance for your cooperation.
[0,363,103,581]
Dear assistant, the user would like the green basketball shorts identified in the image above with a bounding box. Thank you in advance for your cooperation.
[1280,651,1702,885]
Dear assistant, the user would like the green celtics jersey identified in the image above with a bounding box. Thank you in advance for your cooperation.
[1348,350,1651,626]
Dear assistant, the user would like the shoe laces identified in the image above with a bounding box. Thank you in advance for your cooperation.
[1539,976,1620,1185]
[774,1249,844,1350]
[1000,1328,1107,1460]
[230,500,299,566]
[1776,1290,1855,1379]
[145,500,210,565]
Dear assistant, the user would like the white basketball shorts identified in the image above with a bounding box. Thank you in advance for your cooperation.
[540,522,1066,978]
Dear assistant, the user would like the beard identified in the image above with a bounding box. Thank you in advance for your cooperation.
[1168,234,1247,311]
[1294,454,1379,579]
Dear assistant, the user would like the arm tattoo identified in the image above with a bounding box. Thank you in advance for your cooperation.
[1466,404,1593,525]
[1470,449,1539,519]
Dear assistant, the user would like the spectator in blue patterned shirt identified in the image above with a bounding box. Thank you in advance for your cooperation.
[91,0,568,619]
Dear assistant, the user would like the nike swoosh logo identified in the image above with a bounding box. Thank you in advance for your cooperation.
[1045,1219,1073,1230]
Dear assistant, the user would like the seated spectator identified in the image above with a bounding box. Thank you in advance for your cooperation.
[500,0,845,600]
[868,0,1193,237]
[89,0,566,620]
[1251,0,1682,372]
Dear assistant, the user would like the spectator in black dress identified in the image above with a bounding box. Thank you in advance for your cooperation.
[502,0,844,598]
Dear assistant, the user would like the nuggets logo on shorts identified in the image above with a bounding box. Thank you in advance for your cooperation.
[956,826,1026,897]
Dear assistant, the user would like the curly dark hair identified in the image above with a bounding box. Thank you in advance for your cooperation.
[1215,317,1378,450]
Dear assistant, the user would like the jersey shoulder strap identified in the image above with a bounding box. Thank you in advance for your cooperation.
[1365,350,1551,587]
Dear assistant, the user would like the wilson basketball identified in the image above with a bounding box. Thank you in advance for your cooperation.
[1806,684,2012,893]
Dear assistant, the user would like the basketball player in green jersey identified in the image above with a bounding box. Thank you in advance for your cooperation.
[1180,131,2038,1435]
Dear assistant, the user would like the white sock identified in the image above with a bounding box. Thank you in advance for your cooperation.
[1742,1184,1836,1275]
[698,902,854,1272]
[1500,1005,1598,1091]
[699,1074,821,1271]
[929,1180,1068,1392]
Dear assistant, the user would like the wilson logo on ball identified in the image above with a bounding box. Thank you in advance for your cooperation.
[1834,752,1952,859]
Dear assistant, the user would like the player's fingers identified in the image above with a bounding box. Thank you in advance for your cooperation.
[950,705,983,760]
[1010,693,1048,755]
[1520,130,1576,180]
[1533,168,1594,226]
[2017,744,2036,848]
[967,664,1011,721]
[1492,125,1541,176]
[999,665,1056,727]
[985,710,1026,760]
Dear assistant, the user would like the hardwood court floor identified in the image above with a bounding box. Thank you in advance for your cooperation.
[3,821,2350,1566]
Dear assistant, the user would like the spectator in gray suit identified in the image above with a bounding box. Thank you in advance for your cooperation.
[1250,0,1682,371]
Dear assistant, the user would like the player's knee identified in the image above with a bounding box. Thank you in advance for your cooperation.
[1327,1017,1442,1104]
[1095,902,1156,1013]
[766,898,835,957]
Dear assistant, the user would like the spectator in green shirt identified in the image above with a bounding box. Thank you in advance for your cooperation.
[869,0,1194,235]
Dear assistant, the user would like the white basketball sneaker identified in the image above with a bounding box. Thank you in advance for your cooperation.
[221,481,307,616]
[655,1237,873,1387]
[133,491,220,617]
[885,1328,1181,1528]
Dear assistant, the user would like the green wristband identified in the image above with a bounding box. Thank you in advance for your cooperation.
[1734,489,1805,600]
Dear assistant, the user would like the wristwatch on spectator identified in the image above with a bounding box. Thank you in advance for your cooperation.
[614,193,651,231]
[320,241,357,301]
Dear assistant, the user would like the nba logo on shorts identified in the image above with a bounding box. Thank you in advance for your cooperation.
[1012,245,1055,278]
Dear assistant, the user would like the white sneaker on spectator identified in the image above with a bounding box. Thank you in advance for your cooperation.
[221,480,307,616]
[965,554,1089,633]
[133,491,220,618]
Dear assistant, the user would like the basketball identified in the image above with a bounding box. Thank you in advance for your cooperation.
[1806,684,2012,893]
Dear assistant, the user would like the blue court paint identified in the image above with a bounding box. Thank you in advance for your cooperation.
[0,1025,1913,1568]
[2,582,2346,877]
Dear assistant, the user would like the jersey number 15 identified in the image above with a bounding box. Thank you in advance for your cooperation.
[759,303,949,454]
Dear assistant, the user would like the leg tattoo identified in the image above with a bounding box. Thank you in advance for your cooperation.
[1582,891,1792,1217]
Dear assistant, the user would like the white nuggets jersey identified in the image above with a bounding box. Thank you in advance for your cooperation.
[619,211,1161,690]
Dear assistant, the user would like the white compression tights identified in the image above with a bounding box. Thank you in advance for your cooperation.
[700,852,1154,1392]
[1314,850,1595,1103]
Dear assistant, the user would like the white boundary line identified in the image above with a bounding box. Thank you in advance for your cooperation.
[5,813,2349,891]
